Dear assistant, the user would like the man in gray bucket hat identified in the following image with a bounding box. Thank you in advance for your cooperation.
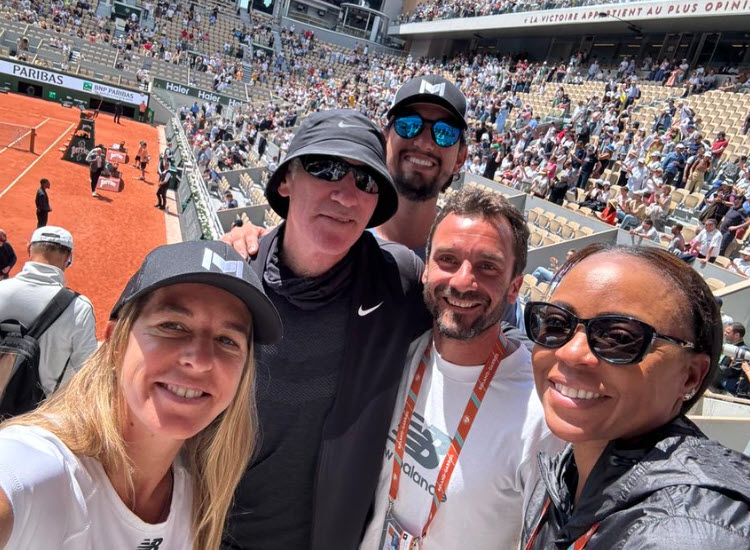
[224,110,431,550]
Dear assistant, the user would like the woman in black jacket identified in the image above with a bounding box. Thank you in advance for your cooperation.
[521,243,750,549]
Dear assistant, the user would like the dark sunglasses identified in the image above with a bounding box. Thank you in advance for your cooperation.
[299,155,379,194]
[524,301,694,365]
[391,113,462,148]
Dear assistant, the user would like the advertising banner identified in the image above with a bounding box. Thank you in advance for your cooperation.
[152,78,246,107]
[63,118,96,165]
[0,60,149,107]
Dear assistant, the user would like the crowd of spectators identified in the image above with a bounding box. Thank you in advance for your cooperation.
[398,0,651,24]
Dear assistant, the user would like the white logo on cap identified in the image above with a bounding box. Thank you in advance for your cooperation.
[202,249,244,278]
[338,121,359,128]
[419,80,446,97]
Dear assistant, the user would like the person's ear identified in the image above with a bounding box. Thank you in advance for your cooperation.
[680,352,711,401]
[452,142,469,175]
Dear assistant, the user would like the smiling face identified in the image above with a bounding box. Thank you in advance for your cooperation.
[423,213,521,340]
[385,103,467,202]
[532,254,706,445]
[278,157,378,269]
[117,283,251,443]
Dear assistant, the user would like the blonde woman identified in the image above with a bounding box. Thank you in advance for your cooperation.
[0,240,282,550]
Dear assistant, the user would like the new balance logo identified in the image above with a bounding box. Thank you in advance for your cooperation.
[202,248,244,278]
[419,80,446,97]
[137,538,163,550]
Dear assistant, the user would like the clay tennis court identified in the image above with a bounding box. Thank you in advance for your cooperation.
[0,93,167,338]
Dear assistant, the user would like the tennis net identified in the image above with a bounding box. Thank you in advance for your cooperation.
[0,121,36,153]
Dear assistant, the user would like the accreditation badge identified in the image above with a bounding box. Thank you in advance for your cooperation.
[379,511,420,550]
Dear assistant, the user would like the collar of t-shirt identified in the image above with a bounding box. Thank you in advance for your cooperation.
[430,338,523,384]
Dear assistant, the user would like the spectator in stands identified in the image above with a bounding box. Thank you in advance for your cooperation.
[0,240,281,550]
[220,191,238,210]
[0,230,16,280]
[662,143,687,188]
[711,131,730,166]
[0,226,96,397]
[35,178,52,227]
[531,249,575,284]
[629,218,659,243]
[576,145,598,189]
[680,218,722,264]
[667,223,686,254]
[730,247,750,277]
[684,151,712,194]
[719,195,750,255]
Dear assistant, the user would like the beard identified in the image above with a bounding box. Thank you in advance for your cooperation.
[391,153,453,202]
[423,282,507,341]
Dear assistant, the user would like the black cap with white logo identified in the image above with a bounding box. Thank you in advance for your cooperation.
[387,75,468,129]
[110,241,282,344]
[266,109,397,228]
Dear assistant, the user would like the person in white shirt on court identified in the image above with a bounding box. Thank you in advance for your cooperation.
[0,240,282,550]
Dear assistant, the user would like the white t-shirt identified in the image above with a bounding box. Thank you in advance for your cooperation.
[0,426,193,549]
[696,228,723,258]
[360,331,562,550]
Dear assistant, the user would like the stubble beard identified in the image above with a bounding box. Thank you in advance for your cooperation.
[423,283,507,340]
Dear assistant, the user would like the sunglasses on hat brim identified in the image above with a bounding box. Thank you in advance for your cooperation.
[299,154,380,194]
[390,112,463,148]
[524,301,694,365]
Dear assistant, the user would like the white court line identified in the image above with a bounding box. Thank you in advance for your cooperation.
[0,121,76,200]
[0,118,51,155]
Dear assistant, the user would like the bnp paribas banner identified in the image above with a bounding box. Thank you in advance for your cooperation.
[0,60,149,107]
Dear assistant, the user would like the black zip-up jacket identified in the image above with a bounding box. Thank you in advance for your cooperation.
[228,226,431,550]
[521,416,750,549]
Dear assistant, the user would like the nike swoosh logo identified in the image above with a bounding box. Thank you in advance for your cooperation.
[358,302,383,317]
[338,121,359,128]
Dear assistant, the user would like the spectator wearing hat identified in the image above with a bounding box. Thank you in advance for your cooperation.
[0,226,96,397]
[224,110,431,550]
[719,194,750,255]
[626,157,648,195]
[0,229,16,280]
[731,247,750,276]
[662,143,687,187]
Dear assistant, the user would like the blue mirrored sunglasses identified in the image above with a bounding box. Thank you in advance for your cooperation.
[392,113,462,148]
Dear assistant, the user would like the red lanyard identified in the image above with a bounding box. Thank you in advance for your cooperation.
[523,498,601,550]
[388,332,510,540]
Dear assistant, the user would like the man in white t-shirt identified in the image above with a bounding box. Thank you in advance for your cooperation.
[360,187,561,550]
[629,218,660,243]
[680,218,723,264]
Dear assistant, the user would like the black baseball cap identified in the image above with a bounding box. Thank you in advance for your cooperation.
[387,75,467,129]
[265,109,397,228]
[110,241,282,344]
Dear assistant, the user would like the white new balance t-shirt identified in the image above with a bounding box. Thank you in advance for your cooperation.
[0,426,193,549]
[360,331,563,550]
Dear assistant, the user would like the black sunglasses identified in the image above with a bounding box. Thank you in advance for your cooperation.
[524,301,695,365]
[299,155,380,194]
[391,112,463,148]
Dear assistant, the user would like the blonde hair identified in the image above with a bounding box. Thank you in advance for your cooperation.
[2,294,257,550]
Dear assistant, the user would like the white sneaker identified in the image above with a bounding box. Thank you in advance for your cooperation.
[92,192,98,197]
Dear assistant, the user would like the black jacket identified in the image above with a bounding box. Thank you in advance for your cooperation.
[234,226,431,550]
[521,416,750,549]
